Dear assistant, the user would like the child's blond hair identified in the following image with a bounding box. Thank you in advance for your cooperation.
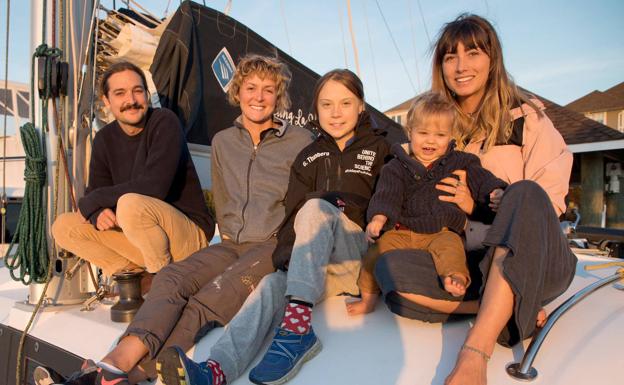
[405,91,458,138]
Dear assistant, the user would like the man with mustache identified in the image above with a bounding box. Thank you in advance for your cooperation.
[51,61,215,281]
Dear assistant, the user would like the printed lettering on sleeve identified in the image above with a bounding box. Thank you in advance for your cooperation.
[302,152,330,167]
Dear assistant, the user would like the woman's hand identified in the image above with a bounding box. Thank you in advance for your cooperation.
[437,170,475,215]
[366,215,387,243]
[489,188,504,212]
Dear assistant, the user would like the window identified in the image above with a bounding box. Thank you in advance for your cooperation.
[618,111,624,132]
[586,111,606,125]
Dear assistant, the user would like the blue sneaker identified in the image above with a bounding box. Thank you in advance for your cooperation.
[156,346,213,385]
[249,327,322,385]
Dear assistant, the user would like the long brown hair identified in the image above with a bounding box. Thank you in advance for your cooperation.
[431,14,539,150]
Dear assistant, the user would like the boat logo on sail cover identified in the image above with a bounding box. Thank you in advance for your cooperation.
[212,47,236,92]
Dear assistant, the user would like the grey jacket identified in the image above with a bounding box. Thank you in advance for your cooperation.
[211,117,313,243]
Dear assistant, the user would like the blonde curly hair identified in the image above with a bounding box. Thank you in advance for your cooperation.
[227,54,292,113]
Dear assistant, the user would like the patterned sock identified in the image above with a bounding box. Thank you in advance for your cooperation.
[280,300,312,334]
[207,360,226,385]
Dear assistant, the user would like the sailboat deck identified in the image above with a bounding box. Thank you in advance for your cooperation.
[1,251,623,385]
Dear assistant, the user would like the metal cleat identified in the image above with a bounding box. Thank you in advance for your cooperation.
[80,285,108,312]
[64,257,85,280]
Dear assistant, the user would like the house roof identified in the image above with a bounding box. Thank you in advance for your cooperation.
[565,81,624,113]
[385,97,416,114]
[539,95,624,145]
[384,88,624,146]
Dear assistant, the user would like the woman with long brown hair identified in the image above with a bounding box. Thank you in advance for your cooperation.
[375,14,577,385]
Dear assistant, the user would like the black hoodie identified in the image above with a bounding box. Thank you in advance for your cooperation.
[272,112,391,271]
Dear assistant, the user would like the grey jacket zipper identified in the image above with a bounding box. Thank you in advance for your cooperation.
[236,137,261,243]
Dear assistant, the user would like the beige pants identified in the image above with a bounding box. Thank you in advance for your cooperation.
[52,193,208,275]
[359,228,468,294]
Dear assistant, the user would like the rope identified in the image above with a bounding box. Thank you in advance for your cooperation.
[3,15,60,288]
[2,0,11,245]
[16,256,55,385]
[584,262,624,284]
[3,123,49,284]
[585,261,624,271]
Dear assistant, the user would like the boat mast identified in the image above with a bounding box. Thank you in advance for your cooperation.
[345,0,360,77]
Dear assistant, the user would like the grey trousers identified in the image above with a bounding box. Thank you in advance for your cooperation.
[209,199,367,380]
[375,180,577,346]
[122,238,276,376]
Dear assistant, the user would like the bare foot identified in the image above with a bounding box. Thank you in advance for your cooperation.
[536,308,547,328]
[346,292,379,316]
[445,347,488,385]
[444,274,467,297]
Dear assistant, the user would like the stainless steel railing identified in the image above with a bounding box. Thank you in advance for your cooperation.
[506,268,624,381]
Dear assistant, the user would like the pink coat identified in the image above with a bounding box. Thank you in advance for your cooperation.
[463,100,572,216]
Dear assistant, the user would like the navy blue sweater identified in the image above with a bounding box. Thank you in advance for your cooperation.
[78,108,215,239]
[367,142,507,234]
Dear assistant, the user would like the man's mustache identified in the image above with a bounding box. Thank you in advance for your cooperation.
[120,103,143,112]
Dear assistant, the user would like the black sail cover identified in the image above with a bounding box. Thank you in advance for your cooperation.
[150,1,406,145]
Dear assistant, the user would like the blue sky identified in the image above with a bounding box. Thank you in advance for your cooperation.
[1,0,623,113]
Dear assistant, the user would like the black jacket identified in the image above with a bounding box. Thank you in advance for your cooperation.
[272,113,390,270]
[367,142,507,234]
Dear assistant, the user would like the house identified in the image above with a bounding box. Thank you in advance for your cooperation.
[384,90,624,229]
[566,81,624,132]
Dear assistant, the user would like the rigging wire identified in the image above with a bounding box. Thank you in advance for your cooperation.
[416,0,431,46]
[126,0,162,24]
[88,1,101,149]
[335,0,349,69]
[407,0,422,92]
[2,0,10,245]
[223,0,232,16]
[279,0,293,55]
[362,1,382,108]
[345,0,361,77]
[374,0,416,94]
